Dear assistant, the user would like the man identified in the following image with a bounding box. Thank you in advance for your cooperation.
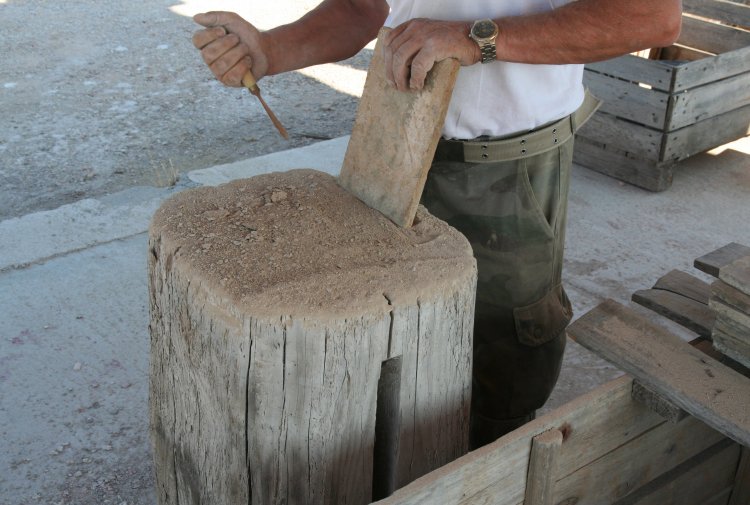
[192,0,682,449]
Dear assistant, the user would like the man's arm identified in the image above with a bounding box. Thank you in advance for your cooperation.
[384,0,683,91]
[192,0,388,87]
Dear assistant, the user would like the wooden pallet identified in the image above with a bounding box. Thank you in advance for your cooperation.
[574,0,750,191]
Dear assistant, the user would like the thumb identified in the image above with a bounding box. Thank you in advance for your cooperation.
[193,11,238,28]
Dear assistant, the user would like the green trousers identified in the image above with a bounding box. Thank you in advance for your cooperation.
[423,135,575,448]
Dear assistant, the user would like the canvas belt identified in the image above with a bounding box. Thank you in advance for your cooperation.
[434,91,601,163]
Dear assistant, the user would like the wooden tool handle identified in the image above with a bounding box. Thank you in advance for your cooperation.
[241,70,289,140]
[241,70,258,91]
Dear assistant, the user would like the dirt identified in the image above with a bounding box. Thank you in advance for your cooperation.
[151,169,476,319]
[0,0,370,221]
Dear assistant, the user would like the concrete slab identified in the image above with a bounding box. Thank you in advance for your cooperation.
[1,234,154,505]
[1,134,749,504]
[0,186,184,272]
[187,136,349,186]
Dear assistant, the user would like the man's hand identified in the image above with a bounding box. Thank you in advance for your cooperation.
[192,11,268,87]
[383,18,480,92]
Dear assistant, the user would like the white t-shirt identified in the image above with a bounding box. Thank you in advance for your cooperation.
[385,0,585,139]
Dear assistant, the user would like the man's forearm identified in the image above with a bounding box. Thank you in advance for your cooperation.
[495,0,682,64]
[263,0,389,75]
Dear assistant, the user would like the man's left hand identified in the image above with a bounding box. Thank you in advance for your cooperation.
[383,18,481,92]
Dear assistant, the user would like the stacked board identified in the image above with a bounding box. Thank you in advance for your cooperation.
[696,243,750,368]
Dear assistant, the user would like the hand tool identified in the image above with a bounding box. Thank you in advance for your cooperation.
[241,70,289,140]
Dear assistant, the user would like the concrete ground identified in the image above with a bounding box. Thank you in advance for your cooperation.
[1,133,749,504]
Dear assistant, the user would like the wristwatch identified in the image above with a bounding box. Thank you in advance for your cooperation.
[469,18,499,64]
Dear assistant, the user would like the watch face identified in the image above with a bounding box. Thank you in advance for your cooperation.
[473,20,497,39]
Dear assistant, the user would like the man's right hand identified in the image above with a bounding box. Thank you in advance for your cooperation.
[192,11,269,88]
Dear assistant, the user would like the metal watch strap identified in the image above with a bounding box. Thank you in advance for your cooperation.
[479,43,496,63]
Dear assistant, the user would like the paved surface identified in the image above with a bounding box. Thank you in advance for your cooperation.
[0,0,369,220]
[2,134,749,504]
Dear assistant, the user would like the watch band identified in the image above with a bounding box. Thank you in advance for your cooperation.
[479,43,496,64]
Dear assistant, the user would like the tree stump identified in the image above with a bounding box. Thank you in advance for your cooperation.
[148,169,477,505]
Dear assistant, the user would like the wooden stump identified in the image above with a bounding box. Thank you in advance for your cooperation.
[148,169,477,505]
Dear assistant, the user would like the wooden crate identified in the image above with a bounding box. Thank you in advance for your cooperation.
[373,245,750,505]
[373,374,749,505]
[574,0,750,191]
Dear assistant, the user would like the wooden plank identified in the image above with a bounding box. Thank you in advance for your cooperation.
[585,55,676,92]
[583,69,670,128]
[728,447,750,505]
[683,0,750,30]
[721,255,750,296]
[653,269,711,305]
[553,415,727,505]
[673,45,750,92]
[567,299,750,447]
[523,429,563,505]
[713,326,750,369]
[631,381,688,423]
[711,299,750,339]
[631,288,715,337]
[339,29,459,227]
[678,16,750,55]
[625,440,740,505]
[373,376,666,505]
[660,44,715,62]
[695,243,750,277]
[573,136,674,192]
[667,70,750,130]
[713,279,750,316]
[576,110,662,160]
[663,102,750,161]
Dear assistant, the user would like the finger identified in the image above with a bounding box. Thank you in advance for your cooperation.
[200,33,240,67]
[390,42,417,91]
[386,22,427,91]
[383,23,410,87]
[210,43,251,84]
[192,26,226,50]
[221,56,253,87]
[408,50,436,90]
[193,11,239,28]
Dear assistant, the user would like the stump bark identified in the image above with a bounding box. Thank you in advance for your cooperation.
[148,169,477,505]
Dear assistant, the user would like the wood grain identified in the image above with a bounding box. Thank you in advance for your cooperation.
[632,288,715,337]
[148,171,477,505]
[721,255,750,297]
[523,429,562,505]
[567,299,750,447]
[652,269,711,305]
[695,243,750,278]
[338,29,459,227]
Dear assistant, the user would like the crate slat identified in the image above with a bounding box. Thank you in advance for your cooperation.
[625,442,739,505]
[683,0,750,30]
[584,70,669,128]
[673,43,750,96]
[586,55,675,91]
[678,16,750,55]
[573,136,674,192]
[568,299,750,447]
[668,70,750,129]
[576,111,661,161]
[554,416,727,505]
[663,102,750,160]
